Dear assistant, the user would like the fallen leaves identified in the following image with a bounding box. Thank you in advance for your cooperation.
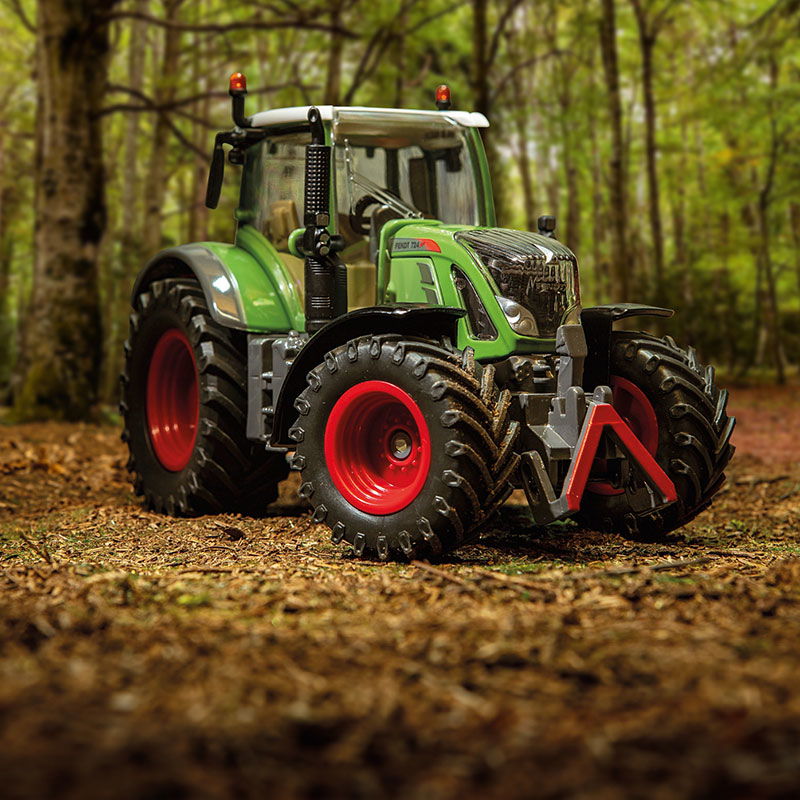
[0,412,799,798]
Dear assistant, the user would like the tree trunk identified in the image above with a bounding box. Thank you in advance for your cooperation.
[0,116,8,303]
[122,6,146,257]
[0,113,15,392]
[13,0,116,420]
[473,0,490,133]
[754,57,786,383]
[472,0,507,225]
[542,1,579,252]
[556,68,580,255]
[598,0,629,300]
[630,0,665,296]
[590,125,607,301]
[392,16,406,108]
[790,202,800,297]
[101,0,148,403]
[142,0,183,258]
[188,0,210,243]
[513,111,536,232]
[670,138,687,275]
[324,0,344,104]
[585,61,608,301]
[508,26,536,231]
[756,176,786,383]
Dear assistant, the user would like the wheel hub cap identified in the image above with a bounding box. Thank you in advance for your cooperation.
[146,328,199,472]
[323,380,431,515]
[389,429,412,461]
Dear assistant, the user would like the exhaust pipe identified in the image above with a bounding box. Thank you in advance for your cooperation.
[303,107,345,332]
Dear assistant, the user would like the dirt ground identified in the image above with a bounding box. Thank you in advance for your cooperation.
[1,384,800,800]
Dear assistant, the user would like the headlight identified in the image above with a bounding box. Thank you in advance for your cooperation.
[496,296,539,336]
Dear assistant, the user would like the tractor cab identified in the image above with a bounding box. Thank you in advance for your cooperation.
[233,104,493,310]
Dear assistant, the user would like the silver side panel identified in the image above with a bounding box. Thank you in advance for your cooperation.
[132,245,247,330]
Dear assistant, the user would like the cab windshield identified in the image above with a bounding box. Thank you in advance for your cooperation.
[332,110,483,247]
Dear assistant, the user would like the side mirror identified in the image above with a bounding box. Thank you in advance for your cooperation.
[204,73,265,210]
[205,136,225,209]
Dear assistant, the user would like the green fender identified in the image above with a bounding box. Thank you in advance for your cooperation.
[132,231,304,332]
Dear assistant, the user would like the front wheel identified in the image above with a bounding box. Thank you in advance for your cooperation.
[289,336,520,561]
[577,331,735,540]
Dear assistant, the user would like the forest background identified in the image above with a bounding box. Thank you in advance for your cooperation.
[0,0,798,421]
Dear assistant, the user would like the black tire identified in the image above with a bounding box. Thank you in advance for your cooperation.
[577,331,735,540]
[289,335,520,561]
[120,277,288,515]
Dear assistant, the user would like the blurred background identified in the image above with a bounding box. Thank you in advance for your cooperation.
[0,0,798,421]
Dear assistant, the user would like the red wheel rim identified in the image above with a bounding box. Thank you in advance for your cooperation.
[587,375,659,496]
[324,380,431,515]
[146,329,199,472]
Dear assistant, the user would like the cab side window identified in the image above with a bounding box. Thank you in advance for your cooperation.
[242,134,308,298]
[251,135,306,251]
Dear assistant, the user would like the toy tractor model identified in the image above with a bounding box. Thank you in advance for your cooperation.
[121,74,735,560]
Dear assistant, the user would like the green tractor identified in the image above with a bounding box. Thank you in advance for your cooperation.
[121,74,735,560]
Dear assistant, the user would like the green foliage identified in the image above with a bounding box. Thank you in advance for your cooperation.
[0,0,798,406]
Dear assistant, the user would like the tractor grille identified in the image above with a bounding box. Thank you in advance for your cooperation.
[455,228,580,338]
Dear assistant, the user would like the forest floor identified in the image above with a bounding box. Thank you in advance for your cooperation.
[1,385,799,799]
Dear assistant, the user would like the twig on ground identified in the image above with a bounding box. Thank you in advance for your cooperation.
[734,475,789,486]
[649,557,712,571]
[576,557,713,579]
[19,530,52,564]
[474,568,548,592]
[411,561,478,592]
[177,566,264,574]
[481,556,714,584]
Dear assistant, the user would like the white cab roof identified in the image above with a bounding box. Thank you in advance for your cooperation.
[248,105,490,129]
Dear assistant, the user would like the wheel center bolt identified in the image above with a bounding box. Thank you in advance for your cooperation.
[390,430,412,460]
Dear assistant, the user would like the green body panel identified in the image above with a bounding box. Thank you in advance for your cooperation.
[228,225,305,331]
[386,257,442,305]
[377,220,557,360]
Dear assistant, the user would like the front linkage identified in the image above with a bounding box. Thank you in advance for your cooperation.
[514,321,676,527]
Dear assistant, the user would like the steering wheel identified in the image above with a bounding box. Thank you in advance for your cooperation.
[350,194,382,235]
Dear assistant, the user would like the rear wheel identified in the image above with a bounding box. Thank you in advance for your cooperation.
[289,335,520,561]
[121,277,288,515]
[577,331,735,540]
